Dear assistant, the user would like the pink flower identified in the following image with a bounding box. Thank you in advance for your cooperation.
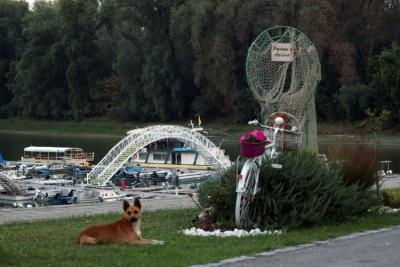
[239,129,268,143]
[254,131,266,141]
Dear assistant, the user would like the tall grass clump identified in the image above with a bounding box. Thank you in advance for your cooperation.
[382,188,400,208]
[326,143,379,188]
[198,150,377,229]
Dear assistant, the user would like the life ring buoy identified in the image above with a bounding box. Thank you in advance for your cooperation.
[273,117,286,129]
[272,113,288,129]
[133,154,137,160]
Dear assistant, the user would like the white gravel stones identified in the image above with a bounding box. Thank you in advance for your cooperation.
[182,227,282,237]
[387,208,399,213]
[368,206,400,215]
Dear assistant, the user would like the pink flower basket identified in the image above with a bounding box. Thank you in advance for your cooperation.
[239,140,267,158]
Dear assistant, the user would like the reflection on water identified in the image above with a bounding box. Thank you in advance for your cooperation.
[0,132,399,173]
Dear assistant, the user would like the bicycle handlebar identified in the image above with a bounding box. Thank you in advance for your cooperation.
[248,119,258,125]
[247,119,297,134]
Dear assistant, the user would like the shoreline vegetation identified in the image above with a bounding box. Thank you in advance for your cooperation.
[1,118,400,145]
[0,117,268,140]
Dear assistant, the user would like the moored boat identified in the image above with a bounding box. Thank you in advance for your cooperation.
[130,136,223,171]
[22,146,94,166]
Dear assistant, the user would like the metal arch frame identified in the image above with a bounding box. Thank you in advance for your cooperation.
[86,125,232,186]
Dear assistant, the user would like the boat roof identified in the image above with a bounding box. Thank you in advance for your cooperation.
[24,146,83,153]
[173,148,194,152]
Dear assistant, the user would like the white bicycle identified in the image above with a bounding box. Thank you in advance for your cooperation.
[235,113,301,228]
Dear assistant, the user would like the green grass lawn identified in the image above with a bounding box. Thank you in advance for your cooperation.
[1,208,400,267]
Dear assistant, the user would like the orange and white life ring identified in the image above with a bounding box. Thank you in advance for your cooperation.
[273,117,286,129]
[133,154,138,160]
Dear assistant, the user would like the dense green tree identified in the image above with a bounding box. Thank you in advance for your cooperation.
[114,0,199,121]
[113,39,147,121]
[273,0,400,122]
[0,0,28,116]
[316,53,343,120]
[59,0,107,120]
[169,2,198,119]
[191,0,274,118]
[369,42,400,121]
[339,84,374,122]
[0,0,399,125]
[10,1,69,119]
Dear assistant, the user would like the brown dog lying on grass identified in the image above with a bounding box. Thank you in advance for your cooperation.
[77,198,164,245]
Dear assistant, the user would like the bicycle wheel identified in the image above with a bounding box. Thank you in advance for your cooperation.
[235,160,259,228]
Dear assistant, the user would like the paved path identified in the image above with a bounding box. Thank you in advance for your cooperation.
[0,193,196,224]
[197,226,400,267]
[381,176,400,189]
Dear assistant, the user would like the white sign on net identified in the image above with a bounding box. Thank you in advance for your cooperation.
[271,43,295,62]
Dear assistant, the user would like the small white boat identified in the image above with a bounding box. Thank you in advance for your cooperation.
[0,170,27,180]
[98,190,124,202]
[75,189,100,204]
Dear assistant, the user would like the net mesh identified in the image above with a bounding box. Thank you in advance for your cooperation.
[246,26,321,151]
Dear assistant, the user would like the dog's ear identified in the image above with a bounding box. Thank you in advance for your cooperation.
[134,197,141,209]
[123,200,130,211]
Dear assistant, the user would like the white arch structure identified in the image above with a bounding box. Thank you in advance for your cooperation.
[86,125,232,186]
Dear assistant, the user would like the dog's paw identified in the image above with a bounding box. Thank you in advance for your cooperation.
[152,240,164,245]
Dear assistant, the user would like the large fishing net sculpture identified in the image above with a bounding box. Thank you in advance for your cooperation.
[246,26,321,152]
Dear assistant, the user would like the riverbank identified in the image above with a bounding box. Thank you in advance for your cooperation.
[2,117,400,143]
[0,118,254,140]
[0,118,140,138]
[1,118,400,144]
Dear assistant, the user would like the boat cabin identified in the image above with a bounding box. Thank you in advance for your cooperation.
[22,146,94,166]
[131,138,222,170]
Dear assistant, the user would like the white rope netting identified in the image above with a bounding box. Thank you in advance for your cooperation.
[246,26,321,151]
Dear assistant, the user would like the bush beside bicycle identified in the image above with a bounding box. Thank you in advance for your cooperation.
[196,114,379,231]
[197,167,238,230]
[197,150,377,230]
[252,151,376,228]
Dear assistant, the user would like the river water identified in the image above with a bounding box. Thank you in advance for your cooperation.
[0,132,399,173]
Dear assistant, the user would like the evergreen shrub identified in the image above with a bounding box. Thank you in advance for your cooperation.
[197,167,237,226]
[198,150,377,229]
